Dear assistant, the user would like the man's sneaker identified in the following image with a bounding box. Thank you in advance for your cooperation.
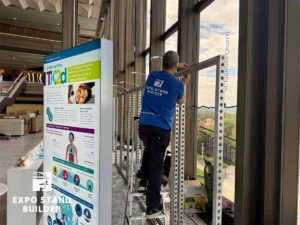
[145,208,163,218]
[137,179,147,192]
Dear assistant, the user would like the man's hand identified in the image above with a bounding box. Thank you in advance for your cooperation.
[177,62,188,69]
[182,74,191,85]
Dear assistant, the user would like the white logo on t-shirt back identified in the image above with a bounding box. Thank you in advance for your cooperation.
[154,79,164,88]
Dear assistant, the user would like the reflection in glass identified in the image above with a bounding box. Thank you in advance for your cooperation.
[165,0,179,31]
[198,0,239,211]
[145,54,150,80]
[164,31,178,53]
[146,0,151,48]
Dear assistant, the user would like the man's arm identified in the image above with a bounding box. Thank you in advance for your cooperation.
[177,74,190,105]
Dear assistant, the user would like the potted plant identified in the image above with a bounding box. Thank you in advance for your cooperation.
[204,157,213,219]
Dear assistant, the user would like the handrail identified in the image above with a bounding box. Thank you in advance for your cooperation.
[0,71,25,96]
[0,70,44,96]
[7,71,24,92]
[199,126,236,142]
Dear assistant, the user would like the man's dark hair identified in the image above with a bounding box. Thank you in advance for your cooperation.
[163,51,179,70]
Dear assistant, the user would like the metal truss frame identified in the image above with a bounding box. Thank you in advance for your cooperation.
[114,55,225,225]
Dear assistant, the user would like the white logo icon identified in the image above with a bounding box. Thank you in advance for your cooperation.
[154,79,164,88]
[32,172,52,191]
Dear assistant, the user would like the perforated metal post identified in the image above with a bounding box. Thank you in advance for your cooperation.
[212,56,225,225]
[115,97,119,165]
[136,90,142,165]
[126,94,132,181]
[120,96,125,169]
[178,102,186,225]
[131,92,136,181]
[171,103,180,225]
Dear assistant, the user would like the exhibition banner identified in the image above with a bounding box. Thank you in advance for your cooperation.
[43,39,113,225]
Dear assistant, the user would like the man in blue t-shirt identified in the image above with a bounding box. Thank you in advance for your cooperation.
[137,50,190,218]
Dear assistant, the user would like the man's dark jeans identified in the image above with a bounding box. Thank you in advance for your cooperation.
[138,124,170,210]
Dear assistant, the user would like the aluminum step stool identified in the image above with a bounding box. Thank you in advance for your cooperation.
[123,117,167,225]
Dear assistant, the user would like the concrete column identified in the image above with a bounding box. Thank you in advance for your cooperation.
[235,0,300,224]
[123,0,135,142]
[178,0,200,178]
[150,0,166,71]
[118,0,126,72]
[62,0,78,49]
[135,0,147,86]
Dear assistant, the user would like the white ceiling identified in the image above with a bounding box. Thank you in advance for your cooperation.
[0,0,102,37]
[0,0,104,71]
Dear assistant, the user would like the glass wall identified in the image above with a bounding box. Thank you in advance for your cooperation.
[196,66,217,186]
[146,0,151,48]
[164,31,178,52]
[198,0,239,210]
[165,0,179,30]
[145,53,150,80]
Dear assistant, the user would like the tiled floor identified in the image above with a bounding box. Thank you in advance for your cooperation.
[0,132,43,225]
[111,164,207,225]
[113,150,207,225]
[1,135,206,225]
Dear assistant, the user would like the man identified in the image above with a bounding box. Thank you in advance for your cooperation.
[137,50,190,218]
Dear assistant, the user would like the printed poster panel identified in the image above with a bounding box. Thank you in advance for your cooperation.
[43,40,101,225]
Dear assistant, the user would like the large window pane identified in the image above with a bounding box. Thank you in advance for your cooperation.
[145,53,150,80]
[198,0,239,211]
[164,31,178,52]
[146,0,151,48]
[165,0,178,31]
[197,66,217,186]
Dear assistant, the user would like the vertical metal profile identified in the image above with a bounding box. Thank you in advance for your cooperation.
[115,97,119,165]
[171,103,180,224]
[126,94,132,181]
[62,0,78,49]
[136,90,142,165]
[139,89,145,165]
[120,96,125,170]
[212,56,225,225]
[132,92,136,179]
[178,102,186,225]
[130,93,136,186]
[277,0,300,224]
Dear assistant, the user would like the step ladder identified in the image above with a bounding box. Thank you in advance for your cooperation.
[123,117,167,225]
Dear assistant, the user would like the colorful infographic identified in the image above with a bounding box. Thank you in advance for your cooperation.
[43,39,113,225]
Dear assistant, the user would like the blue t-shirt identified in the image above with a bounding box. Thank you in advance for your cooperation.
[139,71,184,130]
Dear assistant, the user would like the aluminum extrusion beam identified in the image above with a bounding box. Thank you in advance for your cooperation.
[117,56,221,97]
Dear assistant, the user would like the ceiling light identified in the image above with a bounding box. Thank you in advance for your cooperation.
[14,18,16,20]
[57,23,60,26]
[13,57,15,60]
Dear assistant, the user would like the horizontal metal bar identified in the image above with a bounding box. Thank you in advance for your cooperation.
[161,21,178,41]
[0,45,53,55]
[142,47,150,56]
[175,55,220,77]
[194,0,215,13]
[0,32,61,43]
[199,126,237,142]
[117,55,222,97]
